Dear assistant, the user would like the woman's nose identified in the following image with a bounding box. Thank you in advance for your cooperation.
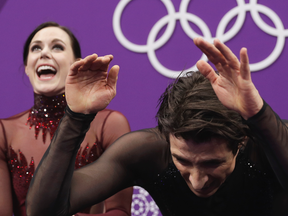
[40,47,52,59]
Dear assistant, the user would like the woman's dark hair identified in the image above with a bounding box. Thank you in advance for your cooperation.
[157,71,250,155]
[23,21,81,65]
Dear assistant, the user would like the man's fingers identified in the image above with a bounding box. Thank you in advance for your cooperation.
[239,48,251,81]
[214,39,239,70]
[70,59,84,75]
[194,37,227,66]
[71,54,114,73]
[107,65,119,92]
[196,60,218,84]
[90,55,114,71]
[213,39,235,62]
[79,54,98,71]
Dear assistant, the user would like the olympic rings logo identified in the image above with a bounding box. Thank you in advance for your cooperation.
[113,0,288,78]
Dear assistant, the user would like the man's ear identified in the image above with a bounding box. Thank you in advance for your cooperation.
[235,148,239,157]
[239,136,248,149]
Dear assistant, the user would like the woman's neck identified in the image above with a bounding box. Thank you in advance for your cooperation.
[26,92,67,143]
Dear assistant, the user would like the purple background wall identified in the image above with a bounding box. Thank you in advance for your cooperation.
[1,0,288,129]
[1,0,288,215]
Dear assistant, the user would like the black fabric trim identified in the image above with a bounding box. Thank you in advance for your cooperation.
[65,106,97,121]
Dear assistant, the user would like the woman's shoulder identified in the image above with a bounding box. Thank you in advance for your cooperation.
[95,108,126,119]
[88,109,130,140]
[91,109,128,125]
[0,109,31,152]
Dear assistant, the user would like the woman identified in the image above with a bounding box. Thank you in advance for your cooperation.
[0,22,132,216]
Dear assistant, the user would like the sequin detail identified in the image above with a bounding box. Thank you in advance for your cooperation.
[8,142,103,216]
[75,142,103,169]
[26,93,66,143]
[9,146,34,200]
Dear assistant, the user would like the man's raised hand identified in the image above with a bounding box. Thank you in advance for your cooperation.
[194,37,263,119]
[66,54,119,114]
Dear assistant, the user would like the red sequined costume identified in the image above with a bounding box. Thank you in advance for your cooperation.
[0,93,132,216]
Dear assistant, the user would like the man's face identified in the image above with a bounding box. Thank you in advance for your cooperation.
[170,134,238,198]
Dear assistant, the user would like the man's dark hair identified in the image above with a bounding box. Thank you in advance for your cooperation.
[157,71,250,155]
[23,21,81,65]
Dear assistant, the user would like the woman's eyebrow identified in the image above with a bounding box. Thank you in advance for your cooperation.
[51,38,66,44]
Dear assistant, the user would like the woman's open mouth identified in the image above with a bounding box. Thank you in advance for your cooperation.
[37,65,57,80]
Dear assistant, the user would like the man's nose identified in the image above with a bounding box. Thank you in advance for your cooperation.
[189,168,208,191]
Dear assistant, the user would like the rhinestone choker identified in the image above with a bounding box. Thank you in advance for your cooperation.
[26,93,66,143]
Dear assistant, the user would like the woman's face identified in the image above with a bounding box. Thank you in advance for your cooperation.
[25,27,75,96]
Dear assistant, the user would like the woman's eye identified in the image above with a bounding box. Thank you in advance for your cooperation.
[53,44,64,51]
[31,45,41,52]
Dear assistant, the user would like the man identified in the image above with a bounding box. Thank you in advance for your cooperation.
[26,38,288,216]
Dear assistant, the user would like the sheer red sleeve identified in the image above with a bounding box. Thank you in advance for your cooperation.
[0,119,13,216]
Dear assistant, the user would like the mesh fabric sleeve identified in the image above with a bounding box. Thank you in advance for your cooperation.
[87,110,133,216]
[245,101,288,191]
[26,106,168,216]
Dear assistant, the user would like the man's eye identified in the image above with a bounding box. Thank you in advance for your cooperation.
[31,45,41,52]
[204,161,222,168]
[176,158,190,165]
[53,44,64,50]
